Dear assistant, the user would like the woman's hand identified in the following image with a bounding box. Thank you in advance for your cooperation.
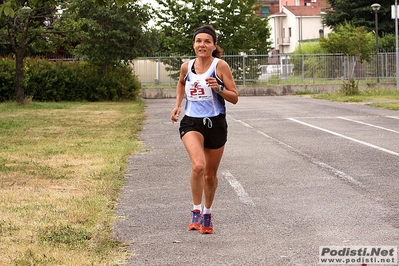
[171,106,181,123]
[205,77,220,92]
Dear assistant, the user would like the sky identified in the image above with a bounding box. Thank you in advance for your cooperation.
[139,0,158,6]
[139,0,160,27]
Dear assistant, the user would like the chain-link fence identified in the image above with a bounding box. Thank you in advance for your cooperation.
[133,53,397,86]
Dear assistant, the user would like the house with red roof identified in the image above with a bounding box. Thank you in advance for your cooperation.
[268,0,331,56]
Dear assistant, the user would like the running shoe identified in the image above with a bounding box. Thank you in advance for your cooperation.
[200,213,213,234]
[188,210,202,231]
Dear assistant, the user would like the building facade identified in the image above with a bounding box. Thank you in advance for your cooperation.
[254,0,280,18]
[268,0,331,56]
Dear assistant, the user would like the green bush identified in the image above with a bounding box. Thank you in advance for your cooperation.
[340,79,359,96]
[0,57,141,102]
[0,57,16,102]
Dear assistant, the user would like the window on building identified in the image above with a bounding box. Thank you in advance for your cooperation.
[288,27,292,37]
[261,6,270,17]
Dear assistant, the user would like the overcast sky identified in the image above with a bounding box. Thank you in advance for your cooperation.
[139,0,158,6]
[139,0,159,27]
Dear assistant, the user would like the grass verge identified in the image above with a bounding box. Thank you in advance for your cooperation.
[310,88,399,111]
[0,101,145,265]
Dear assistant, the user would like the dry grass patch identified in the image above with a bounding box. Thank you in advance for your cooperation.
[0,101,145,265]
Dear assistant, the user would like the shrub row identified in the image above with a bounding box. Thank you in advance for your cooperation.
[0,57,141,102]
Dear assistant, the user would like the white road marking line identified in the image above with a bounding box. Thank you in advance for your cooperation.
[232,118,362,186]
[288,118,399,157]
[235,119,253,128]
[222,170,255,206]
[255,131,362,186]
[387,116,399,120]
[337,117,399,134]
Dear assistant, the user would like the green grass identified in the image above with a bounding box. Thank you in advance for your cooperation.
[0,101,145,266]
[310,88,399,110]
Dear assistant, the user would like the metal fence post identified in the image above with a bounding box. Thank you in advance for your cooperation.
[241,52,247,85]
[301,54,305,82]
[156,57,160,84]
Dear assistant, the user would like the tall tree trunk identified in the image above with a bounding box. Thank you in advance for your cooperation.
[349,57,357,81]
[7,9,30,104]
[15,49,25,104]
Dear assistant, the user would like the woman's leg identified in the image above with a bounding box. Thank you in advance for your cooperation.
[203,146,225,209]
[181,131,206,206]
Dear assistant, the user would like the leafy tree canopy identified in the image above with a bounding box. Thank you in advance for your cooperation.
[324,0,394,36]
[0,0,62,103]
[154,0,272,55]
[62,0,153,73]
[0,0,131,17]
[320,22,374,61]
[378,33,396,52]
[320,21,374,93]
[0,0,145,104]
[293,42,326,54]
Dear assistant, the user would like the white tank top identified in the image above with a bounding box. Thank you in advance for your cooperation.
[184,58,226,118]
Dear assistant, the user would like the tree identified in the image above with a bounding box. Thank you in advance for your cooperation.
[62,0,154,76]
[0,0,146,104]
[378,33,396,52]
[0,0,131,17]
[324,0,394,36]
[154,0,271,81]
[155,0,270,54]
[0,1,58,104]
[320,22,374,94]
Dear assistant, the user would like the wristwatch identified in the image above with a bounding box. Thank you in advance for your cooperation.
[217,84,224,93]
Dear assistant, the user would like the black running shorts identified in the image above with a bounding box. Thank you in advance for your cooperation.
[179,114,228,149]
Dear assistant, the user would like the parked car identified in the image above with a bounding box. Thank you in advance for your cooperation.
[258,64,294,81]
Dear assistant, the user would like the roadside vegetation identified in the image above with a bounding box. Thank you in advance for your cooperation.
[309,88,399,110]
[0,101,145,265]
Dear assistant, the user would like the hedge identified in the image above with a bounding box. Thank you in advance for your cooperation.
[0,57,141,102]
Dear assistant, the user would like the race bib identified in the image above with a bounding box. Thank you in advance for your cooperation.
[186,80,214,101]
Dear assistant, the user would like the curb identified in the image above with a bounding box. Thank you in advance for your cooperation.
[140,83,397,99]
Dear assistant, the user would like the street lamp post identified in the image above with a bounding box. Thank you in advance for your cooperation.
[371,3,381,83]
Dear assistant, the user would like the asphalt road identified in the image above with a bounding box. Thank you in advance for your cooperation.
[114,96,399,266]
